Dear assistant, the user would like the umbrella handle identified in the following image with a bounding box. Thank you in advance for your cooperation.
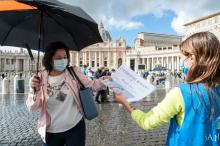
[32,76,40,101]
[33,88,37,101]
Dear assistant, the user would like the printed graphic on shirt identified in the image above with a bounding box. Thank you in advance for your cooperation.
[47,81,65,97]
[56,91,67,102]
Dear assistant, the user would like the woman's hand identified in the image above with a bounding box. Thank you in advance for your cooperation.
[115,94,134,113]
[29,75,41,91]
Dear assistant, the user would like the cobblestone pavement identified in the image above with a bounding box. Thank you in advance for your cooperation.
[0,77,181,146]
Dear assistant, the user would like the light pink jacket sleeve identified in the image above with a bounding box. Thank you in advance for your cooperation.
[73,66,107,91]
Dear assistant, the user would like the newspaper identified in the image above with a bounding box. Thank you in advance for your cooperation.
[102,65,156,102]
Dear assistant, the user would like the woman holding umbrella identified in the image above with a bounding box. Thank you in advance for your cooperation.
[28,41,111,146]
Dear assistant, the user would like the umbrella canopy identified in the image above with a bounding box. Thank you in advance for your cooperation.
[0,0,103,51]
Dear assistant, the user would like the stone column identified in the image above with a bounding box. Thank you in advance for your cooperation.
[85,52,87,65]
[99,51,102,67]
[82,52,85,65]
[156,57,158,67]
[107,51,110,68]
[113,51,117,69]
[126,57,130,68]
[177,55,180,71]
[172,56,174,72]
[15,59,19,72]
[135,58,138,72]
[94,51,97,68]
[76,52,79,66]
[88,51,90,67]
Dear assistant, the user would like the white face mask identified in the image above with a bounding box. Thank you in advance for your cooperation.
[53,59,68,71]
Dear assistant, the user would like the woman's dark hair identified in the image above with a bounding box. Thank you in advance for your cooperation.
[42,41,70,71]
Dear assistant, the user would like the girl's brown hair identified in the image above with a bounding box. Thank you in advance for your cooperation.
[180,31,220,88]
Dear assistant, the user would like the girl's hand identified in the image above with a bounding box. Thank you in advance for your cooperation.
[115,94,135,113]
[115,94,128,105]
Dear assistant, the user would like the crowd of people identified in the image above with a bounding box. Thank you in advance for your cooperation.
[80,65,115,103]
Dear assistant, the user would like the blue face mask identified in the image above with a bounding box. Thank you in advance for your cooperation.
[180,66,189,75]
[180,57,190,75]
[53,59,68,71]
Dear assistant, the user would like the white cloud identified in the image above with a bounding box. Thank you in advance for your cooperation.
[106,17,144,30]
[171,11,188,34]
[60,0,220,34]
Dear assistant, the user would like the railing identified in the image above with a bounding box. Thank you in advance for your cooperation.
[126,47,180,55]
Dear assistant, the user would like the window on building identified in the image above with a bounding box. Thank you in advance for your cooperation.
[168,47,172,49]
[97,63,99,67]
[12,59,15,65]
[158,48,162,51]
[104,61,107,67]
[163,47,166,50]
[6,59,10,64]
[139,58,142,64]
[118,43,122,46]
[91,61,95,67]
[79,61,83,67]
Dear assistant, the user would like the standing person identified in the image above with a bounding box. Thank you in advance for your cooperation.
[115,32,220,146]
[1,73,5,79]
[102,68,111,95]
[27,42,111,146]
[87,67,94,80]
[80,64,88,76]
[95,67,109,103]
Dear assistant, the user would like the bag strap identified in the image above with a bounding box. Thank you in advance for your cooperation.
[67,67,85,89]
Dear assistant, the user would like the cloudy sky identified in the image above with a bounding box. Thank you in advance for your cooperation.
[60,0,220,46]
[0,0,219,52]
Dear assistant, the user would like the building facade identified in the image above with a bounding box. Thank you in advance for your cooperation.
[184,12,220,40]
[126,33,182,72]
[70,22,127,71]
[0,48,42,73]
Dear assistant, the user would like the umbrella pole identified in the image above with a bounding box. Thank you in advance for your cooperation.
[33,11,43,101]
[37,11,43,74]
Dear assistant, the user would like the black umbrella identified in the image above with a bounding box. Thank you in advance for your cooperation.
[0,0,103,72]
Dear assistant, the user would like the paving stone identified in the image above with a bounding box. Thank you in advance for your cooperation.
[0,77,181,145]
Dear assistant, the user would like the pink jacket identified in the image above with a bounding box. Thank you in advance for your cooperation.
[26,66,106,142]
